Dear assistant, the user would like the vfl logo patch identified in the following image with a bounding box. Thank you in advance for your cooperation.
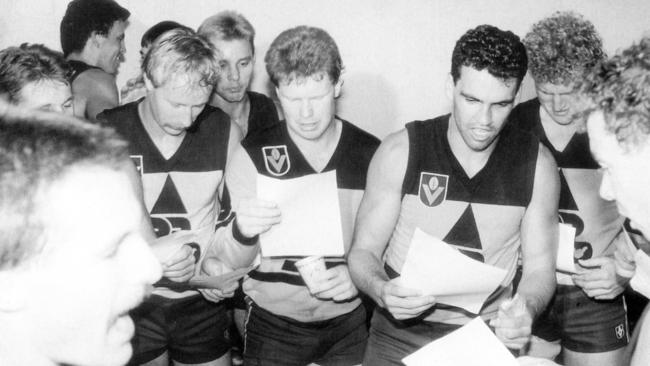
[263,145,290,176]
[130,155,143,176]
[615,323,625,340]
[419,172,448,207]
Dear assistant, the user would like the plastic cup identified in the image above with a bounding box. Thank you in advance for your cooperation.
[295,256,326,294]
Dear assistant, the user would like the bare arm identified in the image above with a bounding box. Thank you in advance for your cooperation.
[348,130,436,319]
[517,143,559,317]
[72,69,119,122]
[492,143,559,349]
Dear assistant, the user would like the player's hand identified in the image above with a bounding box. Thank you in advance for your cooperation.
[198,258,239,303]
[311,264,358,301]
[379,278,436,320]
[573,256,627,300]
[235,198,281,239]
[490,294,532,351]
[614,235,638,278]
[162,244,197,282]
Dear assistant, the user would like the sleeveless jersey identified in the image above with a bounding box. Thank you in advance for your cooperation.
[384,115,539,325]
[247,91,279,137]
[99,101,231,297]
[511,99,625,283]
[231,119,379,322]
[67,59,102,83]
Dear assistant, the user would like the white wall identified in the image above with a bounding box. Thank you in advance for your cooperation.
[1,0,649,138]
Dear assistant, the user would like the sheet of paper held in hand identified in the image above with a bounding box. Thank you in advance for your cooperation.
[398,228,507,314]
[257,170,344,257]
[402,317,518,366]
[556,223,577,273]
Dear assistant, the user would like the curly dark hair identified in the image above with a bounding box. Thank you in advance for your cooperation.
[524,11,605,85]
[60,0,130,57]
[0,43,70,104]
[451,24,527,86]
[579,37,650,149]
[265,25,343,86]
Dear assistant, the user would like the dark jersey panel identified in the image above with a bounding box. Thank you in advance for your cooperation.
[403,116,538,207]
[243,118,379,190]
[99,102,231,173]
[247,91,280,136]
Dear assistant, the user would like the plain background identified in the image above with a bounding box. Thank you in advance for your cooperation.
[1,0,649,139]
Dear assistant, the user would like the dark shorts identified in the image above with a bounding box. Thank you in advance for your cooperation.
[128,294,230,364]
[364,307,462,366]
[533,285,628,353]
[243,300,368,366]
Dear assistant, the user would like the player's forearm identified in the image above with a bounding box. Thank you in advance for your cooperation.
[349,247,390,307]
[203,220,259,270]
[516,268,555,319]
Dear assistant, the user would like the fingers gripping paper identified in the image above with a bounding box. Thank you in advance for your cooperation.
[399,228,507,314]
[257,170,345,257]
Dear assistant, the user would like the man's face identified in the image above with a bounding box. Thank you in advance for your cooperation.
[210,37,254,103]
[276,74,341,142]
[448,66,518,151]
[23,166,161,366]
[97,20,127,75]
[588,111,650,238]
[147,74,212,136]
[536,81,577,125]
[17,79,74,115]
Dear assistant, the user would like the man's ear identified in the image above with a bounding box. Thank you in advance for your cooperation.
[445,73,455,101]
[0,272,28,312]
[334,79,343,99]
[90,31,105,49]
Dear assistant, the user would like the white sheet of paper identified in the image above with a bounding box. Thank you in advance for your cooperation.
[403,317,518,366]
[556,223,577,273]
[257,170,344,257]
[399,228,507,314]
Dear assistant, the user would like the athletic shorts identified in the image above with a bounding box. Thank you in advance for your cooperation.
[128,294,230,364]
[533,285,628,353]
[364,307,462,366]
[243,299,367,366]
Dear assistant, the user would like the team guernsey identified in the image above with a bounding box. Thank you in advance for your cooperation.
[384,115,539,325]
[247,91,279,137]
[511,98,625,284]
[99,101,231,298]
[67,59,102,83]
[228,119,380,322]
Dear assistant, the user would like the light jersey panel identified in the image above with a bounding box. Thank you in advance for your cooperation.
[510,99,625,284]
[384,115,539,325]
[98,101,231,298]
[236,119,380,322]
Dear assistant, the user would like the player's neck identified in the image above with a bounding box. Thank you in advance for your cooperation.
[289,117,342,173]
[446,116,496,179]
[539,107,577,152]
[210,92,250,135]
[138,100,186,159]
[66,49,100,69]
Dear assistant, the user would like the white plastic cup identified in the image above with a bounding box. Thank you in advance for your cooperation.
[295,256,326,294]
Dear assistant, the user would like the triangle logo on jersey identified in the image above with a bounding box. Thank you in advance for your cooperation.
[442,204,485,262]
[130,155,143,176]
[419,172,448,207]
[558,169,578,211]
[151,175,187,215]
[263,145,290,176]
